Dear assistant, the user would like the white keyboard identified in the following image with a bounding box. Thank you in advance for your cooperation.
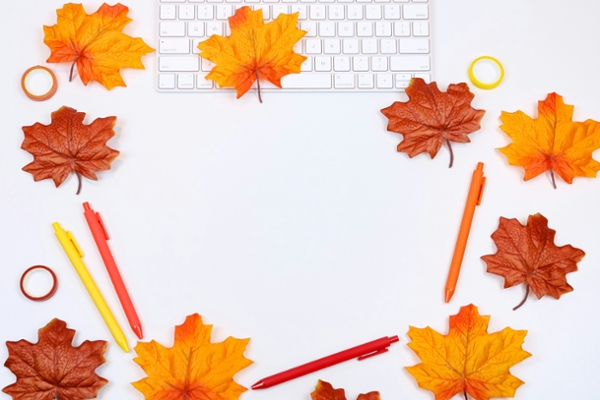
[157,0,432,92]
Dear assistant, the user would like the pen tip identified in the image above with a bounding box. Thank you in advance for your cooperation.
[118,339,130,353]
[133,325,144,340]
[251,381,265,390]
[445,289,453,303]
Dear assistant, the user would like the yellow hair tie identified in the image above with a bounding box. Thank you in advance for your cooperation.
[468,56,504,90]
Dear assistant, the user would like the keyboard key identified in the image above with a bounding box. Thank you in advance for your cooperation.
[403,4,428,19]
[380,38,396,54]
[206,21,223,35]
[159,56,200,72]
[264,0,279,3]
[300,0,317,3]
[324,39,341,54]
[338,22,354,37]
[414,73,431,83]
[372,56,388,71]
[179,5,195,19]
[390,55,430,71]
[315,56,331,71]
[353,56,369,71]
[366,5,381,20]
[301,57,313,71]
[160,5,176,19]
[347,5,363,20]
[334,56,350,71]
[201,58,215,71]
[291,5,308,19]
[343,39,359,54]
[329,5,345,20]
[393,0,409,2]
[280,74,332,88]
[158,74,176,89]
[357,22,373,36]
[301,21,317,36]
[293,40,302,53]
[189,0,206,2]
[413,21,429,36]
[394,21,410,36]
[305,38,322,53]
[178,73,195,89]
[161,0,185,2]
[377,73,393,88]
[319,22,336,37]
[254,4,270,19]
[188,22,205,37]
[310,5,325,19]
[192,39,202,53]
[358,73,374,88]
[334,74,354,88]
[282,0,298,3]
[197,74,214,89]
[384,4,400,19]
[216,5,234,19]
[272,5,289,18]
[160,21,186,37]
[395,73,411,88]
[197,5,214,19]
[399,38,429,53]
[159,38,191,54]
[362,38,377,53]
[375,21,391,36]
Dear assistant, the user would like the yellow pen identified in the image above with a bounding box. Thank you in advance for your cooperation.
[52,222,129,352]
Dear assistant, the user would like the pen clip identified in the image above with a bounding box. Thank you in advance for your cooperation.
[95,212,110,240]
[357,348,388,361]
[66,231,84,258]
[476,177,486,206]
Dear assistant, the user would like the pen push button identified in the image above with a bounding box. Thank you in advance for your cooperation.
[95,212,110,240]
[67,231,84,257]
[358,348,389,360]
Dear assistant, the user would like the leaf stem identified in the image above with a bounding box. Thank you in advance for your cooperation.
[464,389,468,400]
[255,70,262,103]
[550,167,557,189]
[69,59,78,82]
[513,284,530,311]
[75,172,82,195]
[445,138,454,168]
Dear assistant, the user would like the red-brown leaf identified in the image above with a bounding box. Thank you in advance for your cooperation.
[311,380,380,400]
[3,319,108,400]
[380,78,485,167]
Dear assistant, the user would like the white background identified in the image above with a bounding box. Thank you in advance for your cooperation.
[1,0,600,399]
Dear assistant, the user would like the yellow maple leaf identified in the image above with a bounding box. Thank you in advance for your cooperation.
[43,3,154,90]
[133,314,252,400]
[406,304,531,400]
[499,93,600,187]
[198,6,306,101]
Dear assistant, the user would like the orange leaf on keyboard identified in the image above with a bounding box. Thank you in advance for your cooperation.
[498,93,600,188]
[21,106,119,195]
[3,319,108,400]
[133,314,252,400]
[406,304,531,400]
[381,78,485,167]
[43,3,154,89]
[311,380,380,400]
[482,213,585,310]
[198,6,306,102]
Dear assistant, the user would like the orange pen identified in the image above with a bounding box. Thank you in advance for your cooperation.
[445,162,486,303]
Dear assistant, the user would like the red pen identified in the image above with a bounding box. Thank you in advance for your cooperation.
[83,202,143,339]
[251,335,399,389]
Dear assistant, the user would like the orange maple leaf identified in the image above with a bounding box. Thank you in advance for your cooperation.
[133,314,252,400]
[380,78,485,167]
[198,6,306,102]
[482,213,585,310]
[21,106,119,195]
[499,93,600,188]
[311,380,380,400]
[43,3,154,89]
[406,304,531,400]
[3,319,108,400]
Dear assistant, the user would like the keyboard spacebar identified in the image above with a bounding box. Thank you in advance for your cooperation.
[281,74,332,89]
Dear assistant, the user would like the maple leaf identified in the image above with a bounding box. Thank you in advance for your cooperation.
[406,304,531,400]
[311,380,381,400]
[21,106,119,195]
[380,78,485,167]
[498,93,600,188]
[133,314,252,400]
[43,3,154,89]
[481,213,585,310]
[198,6,306,102]
[3,318,108,400]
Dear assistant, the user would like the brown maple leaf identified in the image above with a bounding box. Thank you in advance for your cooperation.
[381,78,485,167]
[481,213,585,310]
[311,380,380,400]
[3,319,108,400]
[21,106,119,195]
[44,3,154,89]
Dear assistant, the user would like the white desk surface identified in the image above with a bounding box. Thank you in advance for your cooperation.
[2,1,600,399]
